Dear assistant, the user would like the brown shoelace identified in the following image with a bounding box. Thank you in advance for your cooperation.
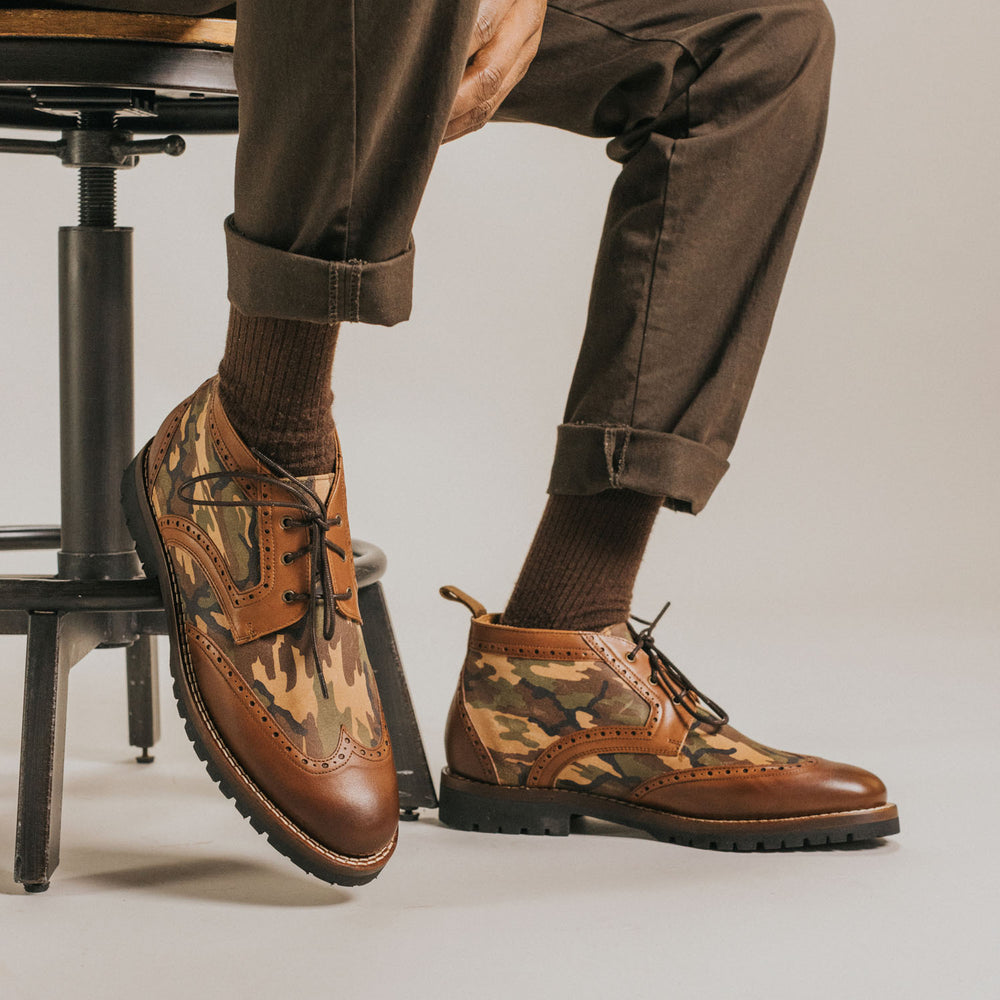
[626,601,729,726]
[178,450,351,700]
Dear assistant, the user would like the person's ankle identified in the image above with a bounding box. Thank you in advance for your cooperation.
[501,490,663,632]
[217,306,340,476]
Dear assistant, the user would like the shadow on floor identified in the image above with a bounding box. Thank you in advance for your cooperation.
[0,845,352,906]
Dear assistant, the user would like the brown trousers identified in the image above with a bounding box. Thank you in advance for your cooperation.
[59,0,836,513]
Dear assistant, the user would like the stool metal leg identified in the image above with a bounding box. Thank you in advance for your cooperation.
[57,220,140,591]
[4,117,190,891]
[359,582,438,815]
[125,635,159,764]
[15,612,102,892]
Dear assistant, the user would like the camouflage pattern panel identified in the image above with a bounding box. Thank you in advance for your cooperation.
[553,727,806,800]
[463,648,651,786]
[247,618,383,756]
[172,540,382,756]
[153,386,261,591]
[554,752,680,800]
[682,722,804,768]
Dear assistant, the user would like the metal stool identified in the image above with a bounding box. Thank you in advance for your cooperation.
[0,7,436,893]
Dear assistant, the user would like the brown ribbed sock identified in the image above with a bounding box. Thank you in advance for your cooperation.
[217,306,340,476]
[501,490,664,632]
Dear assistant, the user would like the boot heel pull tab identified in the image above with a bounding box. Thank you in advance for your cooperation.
[439,585,487,618]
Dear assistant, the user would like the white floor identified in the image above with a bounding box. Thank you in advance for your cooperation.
[1,615,996,1000]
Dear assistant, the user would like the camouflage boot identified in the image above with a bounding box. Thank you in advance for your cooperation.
[438,587,899,849]
[121,376,397,884]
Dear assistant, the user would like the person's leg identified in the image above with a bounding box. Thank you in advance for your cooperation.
[502,490,663,630]
[228,1,478,328]
[503,0,837,511]
[439,0,897,850]
[216,0,477,473]
[216,312,340,475]
[498,0,836,630]
[116,0,479,885]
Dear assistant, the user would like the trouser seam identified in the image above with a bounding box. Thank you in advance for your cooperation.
[349,259,362,322]
[618,429,631,487]
[343,0,358,260]
[603,427,616,486]
[602,425,633,488]
[629,139,676,429]
[545,2,704,73]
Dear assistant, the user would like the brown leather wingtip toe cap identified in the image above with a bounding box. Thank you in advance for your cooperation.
[191,638,399,860]
[635,757,889,821]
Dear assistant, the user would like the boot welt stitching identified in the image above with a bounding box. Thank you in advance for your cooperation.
[452,774,891,827]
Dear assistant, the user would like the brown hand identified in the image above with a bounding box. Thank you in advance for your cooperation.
[444,0,546,143]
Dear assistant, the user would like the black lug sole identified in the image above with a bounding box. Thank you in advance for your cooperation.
[438,768,900,851]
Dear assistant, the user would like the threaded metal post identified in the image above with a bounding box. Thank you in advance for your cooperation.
[78,168,116,227]
[76,111,117,228]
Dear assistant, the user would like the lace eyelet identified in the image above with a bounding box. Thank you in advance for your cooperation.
[282,590,296,603]
[280,516,294,529]
[281,552,294,565]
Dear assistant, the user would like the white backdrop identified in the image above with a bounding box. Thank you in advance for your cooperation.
[1,1,994,698]
[0,1,997,995]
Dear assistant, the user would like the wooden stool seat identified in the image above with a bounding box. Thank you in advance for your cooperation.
[0,7,238,132]
[0,8,237,48]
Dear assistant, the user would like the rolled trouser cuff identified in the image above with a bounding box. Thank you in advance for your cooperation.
[547,423,730,515]
[224,215,414,326]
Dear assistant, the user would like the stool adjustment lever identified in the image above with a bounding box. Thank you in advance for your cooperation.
[0,119,185,166]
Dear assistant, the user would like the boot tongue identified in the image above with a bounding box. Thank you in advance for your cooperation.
[294,472,336,503]
[600,622,632,640]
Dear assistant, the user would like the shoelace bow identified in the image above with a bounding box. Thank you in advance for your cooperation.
[177,449,352,700]
[626,601,728,726]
